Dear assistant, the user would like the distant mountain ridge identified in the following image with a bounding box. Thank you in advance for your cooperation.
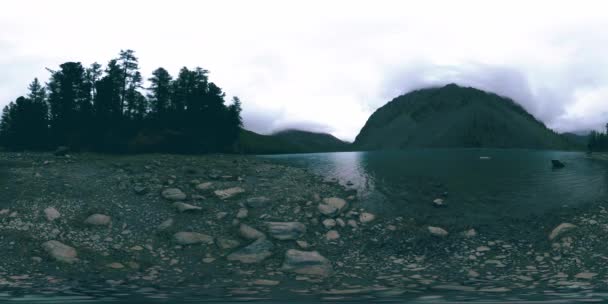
[354,84,580,150]
[237,129,350,154]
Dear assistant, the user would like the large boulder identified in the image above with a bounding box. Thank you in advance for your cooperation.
[42,240,78,263]
[162,188,187,201]
[227,238,274,263]
[318,197,348,217]
[549,223,577,240]
[266,222,306,240]
[173,232,213,245]
[281,249,333,276]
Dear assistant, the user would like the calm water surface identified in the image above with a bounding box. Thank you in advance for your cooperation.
[263,149,608,234]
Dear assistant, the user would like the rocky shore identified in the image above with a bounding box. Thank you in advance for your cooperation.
[1,152,608,302]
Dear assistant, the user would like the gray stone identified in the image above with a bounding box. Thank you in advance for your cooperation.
[322,219,336,229]
[359,212,376,223]
[42,240,77,263]
[281,249,333,276]
[173,232,213,245]
[266,222,306,240]
[227,238,274,263]
[172,202,202,212]
[44,207,61,222]
[549,223,577,240]
[216,238,241,250]
[84,214,111,226]
[318,197,347,217]
[326,230,340,240]
[214,187,245,200]
[239,223,265,240]
[432,198,446,207]
[428,226,448,237]
[236,208,248,219]
[162,188,187,201]
[158,218,174,230]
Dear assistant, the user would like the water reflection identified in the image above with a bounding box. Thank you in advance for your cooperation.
[264,149,608,232]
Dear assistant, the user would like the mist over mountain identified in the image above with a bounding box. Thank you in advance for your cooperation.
[354,84,580,150]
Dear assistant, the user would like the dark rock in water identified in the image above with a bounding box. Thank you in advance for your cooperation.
[53,146,70,156]
[552,160,565,168]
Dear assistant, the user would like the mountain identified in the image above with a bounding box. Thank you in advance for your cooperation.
[272,129,350,152]
[237,129,350,154]
[354,84,579,150]
[561,132,589,147]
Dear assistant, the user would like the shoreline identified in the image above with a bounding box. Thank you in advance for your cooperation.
[1,152,608,302]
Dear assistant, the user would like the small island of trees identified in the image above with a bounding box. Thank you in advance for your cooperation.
[0,50,242,153]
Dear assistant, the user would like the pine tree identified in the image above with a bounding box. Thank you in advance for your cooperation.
[148,67,173,124]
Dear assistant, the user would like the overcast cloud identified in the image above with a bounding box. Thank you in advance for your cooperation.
[2,0,608,141]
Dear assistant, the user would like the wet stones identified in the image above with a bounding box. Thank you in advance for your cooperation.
[84,214,111,226]
[281,249,333,276]
[172,202,202,212]
[161,188,187,201]
[42,240,78,263]
[318,197,347,217]
[173,232,213,245]
[428,226,448,237]
[214,187,245,200]
[227,238,274,263]
[266,222,306,240]
[44,207,61,222]
[549,223,577,240]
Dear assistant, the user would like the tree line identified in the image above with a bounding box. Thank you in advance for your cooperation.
[588,124,608,152]
[0,50,242,153]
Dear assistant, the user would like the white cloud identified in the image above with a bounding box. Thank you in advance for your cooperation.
[1,0,608,140]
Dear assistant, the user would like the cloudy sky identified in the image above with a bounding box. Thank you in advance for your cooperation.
[1,0,608,141]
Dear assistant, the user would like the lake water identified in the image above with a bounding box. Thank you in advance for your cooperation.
[263,149,608,236]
